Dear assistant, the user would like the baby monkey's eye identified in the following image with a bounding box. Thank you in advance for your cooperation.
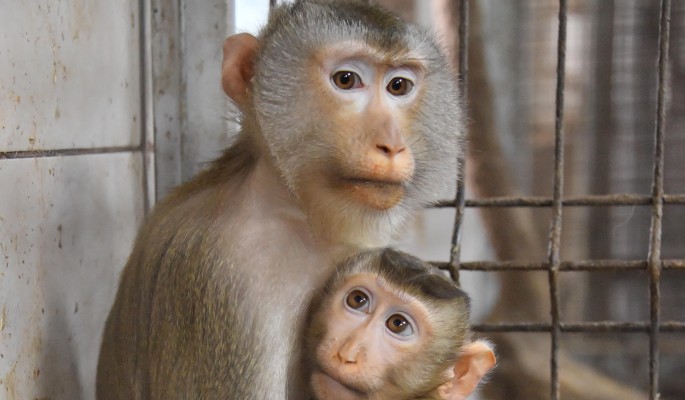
[387,77,413,96]
[385,314,414,337]
[332,71,363,90]
[345,289,370,312]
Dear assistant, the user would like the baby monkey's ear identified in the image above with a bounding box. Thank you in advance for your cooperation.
[222,33,259,109]
[437,340,496,400]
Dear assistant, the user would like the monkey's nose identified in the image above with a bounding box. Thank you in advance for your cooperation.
[373,123,407,159]
[337,341,362,364]
[375,143,406,158]
[337,349,359,364]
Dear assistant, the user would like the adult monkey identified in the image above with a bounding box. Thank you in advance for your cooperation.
[97,0,463,399]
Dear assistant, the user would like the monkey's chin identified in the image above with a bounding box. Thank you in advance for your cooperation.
[311,371,365,400]
[343,180,405,210]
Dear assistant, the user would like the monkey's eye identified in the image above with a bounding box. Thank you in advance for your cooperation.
[332,71,363,90]
[385,314,414,337]
[345,289,370,312]
[386,77,413,96]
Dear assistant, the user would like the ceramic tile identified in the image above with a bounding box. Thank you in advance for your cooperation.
[0,1,141,151]
[0,153,144,399]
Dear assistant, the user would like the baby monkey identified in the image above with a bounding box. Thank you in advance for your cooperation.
[304,248,496,400]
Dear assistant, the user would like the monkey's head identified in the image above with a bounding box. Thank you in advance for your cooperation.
[304,248,495,400]
[223,0,463,247]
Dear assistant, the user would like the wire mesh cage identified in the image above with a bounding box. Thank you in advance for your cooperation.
[435,1,683,399]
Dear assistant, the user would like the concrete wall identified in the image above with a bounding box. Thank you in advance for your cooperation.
[0,1,144,398]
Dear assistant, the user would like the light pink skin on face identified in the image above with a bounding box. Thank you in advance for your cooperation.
[311,273,432,399]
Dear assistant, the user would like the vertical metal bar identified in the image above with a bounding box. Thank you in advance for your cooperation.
[648,1,671,398]
[548,0,568,398]
[139,0,155,213]
[448,0,469,285]
[149,0,184,200]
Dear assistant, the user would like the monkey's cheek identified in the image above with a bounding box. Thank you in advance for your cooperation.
[347,184,405,210]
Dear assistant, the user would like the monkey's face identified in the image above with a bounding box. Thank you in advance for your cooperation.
[259,42,427,209]
[254,3,463,244]
[309,273,432,400]
[305,43,425,212]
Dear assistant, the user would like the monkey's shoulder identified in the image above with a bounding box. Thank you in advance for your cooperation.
[136,175,323,274]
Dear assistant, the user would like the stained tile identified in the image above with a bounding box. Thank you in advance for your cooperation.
[0,1,141,151]
[0,153,144,399]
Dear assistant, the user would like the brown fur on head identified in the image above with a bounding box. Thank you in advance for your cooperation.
[305,248,472,399]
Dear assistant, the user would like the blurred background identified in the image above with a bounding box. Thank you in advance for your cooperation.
[1,0,683,399]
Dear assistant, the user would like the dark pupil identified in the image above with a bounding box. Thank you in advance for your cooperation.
[340,72,352,85]
[393,318,405,328]
[391,79,403,91]
[347,290,368,309]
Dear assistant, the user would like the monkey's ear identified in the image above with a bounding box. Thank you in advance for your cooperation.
[437,341,496,400]
[222,33,259,108]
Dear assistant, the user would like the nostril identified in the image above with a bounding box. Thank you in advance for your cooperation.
[376,144,405,157]
[376,144,392,155]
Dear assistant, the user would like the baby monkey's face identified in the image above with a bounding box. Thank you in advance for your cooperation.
[310,273,432,400]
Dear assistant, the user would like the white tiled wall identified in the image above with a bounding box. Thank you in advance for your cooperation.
[0,1,145,398]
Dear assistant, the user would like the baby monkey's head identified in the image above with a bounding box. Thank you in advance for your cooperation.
[305,248,495,400]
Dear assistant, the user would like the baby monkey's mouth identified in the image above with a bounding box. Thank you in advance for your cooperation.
[312,369,368,398]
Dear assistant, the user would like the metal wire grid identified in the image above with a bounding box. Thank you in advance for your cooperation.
[438,1,681,399]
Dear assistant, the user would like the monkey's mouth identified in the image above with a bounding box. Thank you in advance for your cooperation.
[343,177,405,187]
[339,177,406,210]
[312,370,367,398]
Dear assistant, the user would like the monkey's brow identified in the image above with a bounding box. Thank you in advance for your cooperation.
[393,59,428,72]
[344,53,426,70]
[375,276,414,303]
[389,56,443,74]
[404,57,432,63]
[403,54,441,62]
[377,52,430,66]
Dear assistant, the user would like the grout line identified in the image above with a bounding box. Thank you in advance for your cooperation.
[0,146,142,160]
